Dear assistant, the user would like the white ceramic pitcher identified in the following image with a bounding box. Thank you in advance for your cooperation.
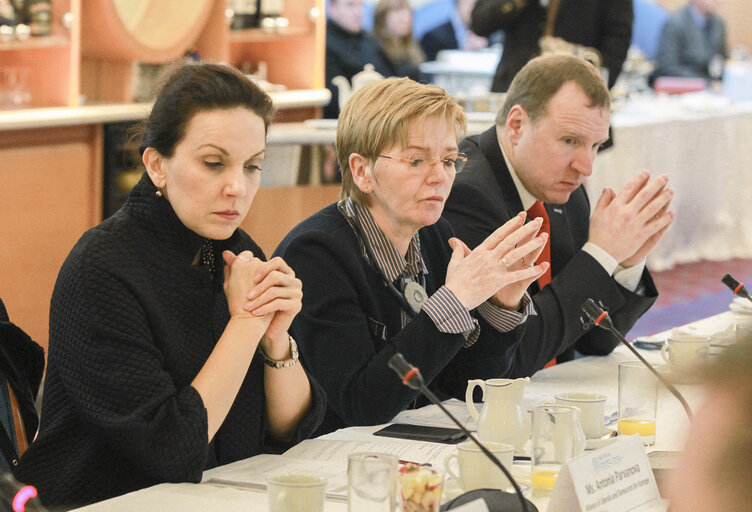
[465,378,530,451]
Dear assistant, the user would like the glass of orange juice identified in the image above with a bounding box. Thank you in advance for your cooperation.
[530,405,586,496]
[618,360,658,446]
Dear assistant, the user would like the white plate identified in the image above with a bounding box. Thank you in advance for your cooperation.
[585,428,620,450]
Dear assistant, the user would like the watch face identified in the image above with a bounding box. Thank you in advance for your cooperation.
[404,281,427,314]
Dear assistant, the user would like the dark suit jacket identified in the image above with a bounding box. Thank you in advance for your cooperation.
[325,19,394,119]
[420,21,459,62]
[471,0,633,91]
[274,203,526,434]
[653,4,728,80]
[443,127,658,376]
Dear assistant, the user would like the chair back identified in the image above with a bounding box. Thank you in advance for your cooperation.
[0,299,44,470]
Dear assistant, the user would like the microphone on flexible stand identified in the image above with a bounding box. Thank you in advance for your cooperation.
[581,299,693,421]
[721,273,752,303]
[388,353,535,512]
[0,472,46,512]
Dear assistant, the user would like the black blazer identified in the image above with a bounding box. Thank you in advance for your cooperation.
[443,127,658,375]
[471,0,633,91]
[274,203,526,434]
[420,21,459,62]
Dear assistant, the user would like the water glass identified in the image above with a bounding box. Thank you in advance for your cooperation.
[348,452,398,511]
[530,405,586,496]
[267,473,326,512]
[618,360,658,446]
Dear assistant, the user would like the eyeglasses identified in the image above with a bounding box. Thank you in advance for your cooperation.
[378,153,468,174]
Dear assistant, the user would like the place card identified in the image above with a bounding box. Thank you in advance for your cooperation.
[548,435,660,512]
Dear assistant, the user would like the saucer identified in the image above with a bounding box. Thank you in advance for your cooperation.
[585,428,620,450]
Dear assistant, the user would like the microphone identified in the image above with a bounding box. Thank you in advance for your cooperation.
[581,299,693,421]
[721,273,752,302]
[0,472,46,512]
[388,353,533,512]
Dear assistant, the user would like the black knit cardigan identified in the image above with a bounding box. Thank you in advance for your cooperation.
[16,173,326,508]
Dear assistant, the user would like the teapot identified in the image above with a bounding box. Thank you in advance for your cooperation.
[466,378,530,451]
[332,64,385,111]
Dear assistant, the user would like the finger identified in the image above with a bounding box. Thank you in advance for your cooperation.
[592,186,615,216]
[500,233,547,266]
[489,218,543,259]
[250,298,302,317]
[248,270,300,300]
[499,262,548,285]
[448,238,466,266]
[629,174,669,212]
[222,250,237,267]
[246,286,301,312]
[236,250,255,261]
[612,170,651,205]
[478,212,526,251]
[254,256,294,282]
[451,237,472,257]
[639,187,674,223]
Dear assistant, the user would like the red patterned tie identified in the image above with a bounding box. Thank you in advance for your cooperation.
[527,201,551,288]
[527,201,555,368]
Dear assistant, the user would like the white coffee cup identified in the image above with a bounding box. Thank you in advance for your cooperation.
[267,473,326,512]
[443,441,514,491]
[661,334,710,371]
[554,392,607,439]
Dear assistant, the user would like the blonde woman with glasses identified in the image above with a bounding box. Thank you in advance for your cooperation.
[274,77,548,434]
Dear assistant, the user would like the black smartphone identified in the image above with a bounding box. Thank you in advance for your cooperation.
[373,423,467,444]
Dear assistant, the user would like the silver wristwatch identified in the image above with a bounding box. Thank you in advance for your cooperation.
[261,335,299,369]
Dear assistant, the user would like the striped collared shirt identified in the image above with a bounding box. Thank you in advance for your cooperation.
[344,198,527,344]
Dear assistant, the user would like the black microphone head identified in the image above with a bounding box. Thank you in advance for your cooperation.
[722,273,740,291]
[388,353,424,390]
[722,273,751,300]
[388,353,413,378]
[581,298,612,329]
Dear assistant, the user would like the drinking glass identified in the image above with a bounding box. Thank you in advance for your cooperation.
[348,452,398,512]
[267,473,326,512]
[618,360,658,445]
[530,405,586,496]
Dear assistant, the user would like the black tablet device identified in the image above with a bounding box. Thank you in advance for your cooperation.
[372,423,467,444]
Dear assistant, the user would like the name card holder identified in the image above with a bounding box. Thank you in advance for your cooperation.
[548,435,661,512]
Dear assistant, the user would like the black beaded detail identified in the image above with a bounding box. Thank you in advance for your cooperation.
[200,239,216,274]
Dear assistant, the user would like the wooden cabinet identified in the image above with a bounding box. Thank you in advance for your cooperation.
[0,0,324,107]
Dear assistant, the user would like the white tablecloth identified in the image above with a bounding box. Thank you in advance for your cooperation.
[71,311,748,512]
[587,94,752,271]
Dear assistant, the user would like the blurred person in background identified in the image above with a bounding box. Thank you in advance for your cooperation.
[668,342,752,511]
[420,0,490,62]
[373,0,425,82]
[652,0,728,81]
[325,0,393,119]
[471,0,632,91]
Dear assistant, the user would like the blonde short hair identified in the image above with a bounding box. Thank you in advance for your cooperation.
[337,77,467,204]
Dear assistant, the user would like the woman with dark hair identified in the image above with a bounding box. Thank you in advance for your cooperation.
[15,63,325,508]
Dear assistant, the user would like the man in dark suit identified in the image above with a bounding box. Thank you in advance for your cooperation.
[443,55,674,376]
[653,0,728,80]
[420,0,489,62]
[470,0,633,91]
